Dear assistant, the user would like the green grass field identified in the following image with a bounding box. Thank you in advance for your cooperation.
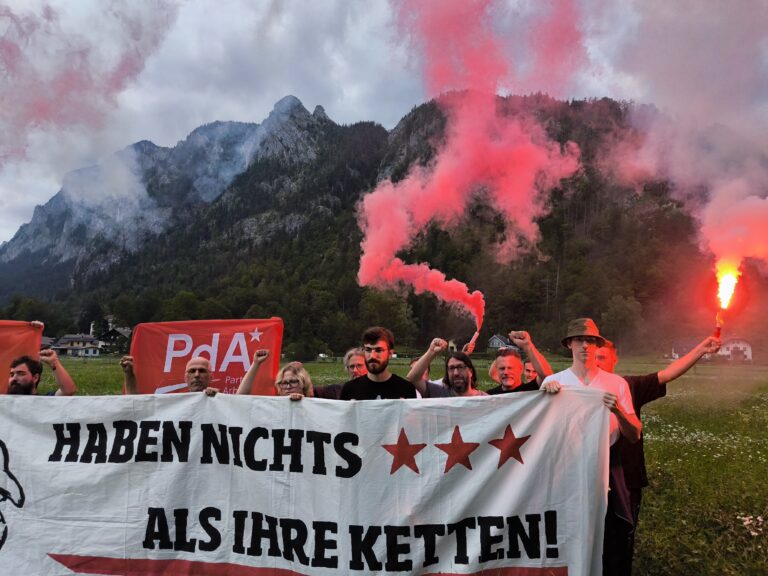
[40,354,768,574]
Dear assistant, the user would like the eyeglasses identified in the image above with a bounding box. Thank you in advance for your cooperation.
[363,346,388,355]
[278,379,302,388]
[447,364,469,372]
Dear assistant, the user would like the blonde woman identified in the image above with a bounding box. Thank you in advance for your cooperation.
[237,350,313,400]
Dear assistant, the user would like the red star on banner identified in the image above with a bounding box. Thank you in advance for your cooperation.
[435,426,480,473]
[488,424,530,468]
[382,428,427,474]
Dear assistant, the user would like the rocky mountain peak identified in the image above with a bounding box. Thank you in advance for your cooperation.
[0,95,334,273]
[312,105,330,122]
[257,95,322,163]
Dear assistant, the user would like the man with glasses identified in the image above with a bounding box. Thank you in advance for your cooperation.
[343,348,367,379]
[314,347,368,399]
[408,338,486,397]
[541,318,641,576]
[339,327,416,400]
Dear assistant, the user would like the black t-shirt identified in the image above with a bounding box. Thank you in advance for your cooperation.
[340,374,416,400]
[618,372,667,491]
[487,380,540,395]
[313,384,343,400]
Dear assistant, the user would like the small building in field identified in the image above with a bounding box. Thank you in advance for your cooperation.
[98,327,132,354]
[718,338,753,362]
[53,334,100,357]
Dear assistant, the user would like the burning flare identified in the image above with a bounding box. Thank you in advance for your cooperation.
[716,260,740,310]
[713,259,741,338]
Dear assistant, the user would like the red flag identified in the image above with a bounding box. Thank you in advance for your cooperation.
[128,318,283,395]
[0,321,43,394]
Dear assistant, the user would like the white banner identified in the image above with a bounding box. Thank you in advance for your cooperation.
[0,389,609,575]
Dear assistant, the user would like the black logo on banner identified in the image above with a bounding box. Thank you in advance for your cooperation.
[0,439,25,552]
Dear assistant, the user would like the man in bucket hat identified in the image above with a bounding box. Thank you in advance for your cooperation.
[541,318,640,444]
[541,318,641,576]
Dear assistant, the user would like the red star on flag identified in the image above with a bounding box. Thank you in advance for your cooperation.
[382,428,427,474]
[489,424,530,468]
[435,426,480,472]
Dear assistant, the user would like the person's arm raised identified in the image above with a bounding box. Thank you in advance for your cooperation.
[236,349,270,395]
[657,336,721,385]
[406,338,447,397]
[120,355,138,395]
[40,349,77,396]
[509,330,553,382]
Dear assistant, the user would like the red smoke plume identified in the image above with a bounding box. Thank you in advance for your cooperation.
[703,193,768,270]
[357,0,582,330]
[702,179,768,306]
[0,2,177,163]
[590,1,768,310]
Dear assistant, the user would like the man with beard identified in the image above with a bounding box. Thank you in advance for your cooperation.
[7,350,76,396]
[408,339,486,397]
[487,331,552,394]
[340,327,415,400]
[487,348,537,394]
[541,318,641,576]
[121,355,218,395]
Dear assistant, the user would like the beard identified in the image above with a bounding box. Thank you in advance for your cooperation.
[365,358,388,375]
[7,382,34,395]
[500,374,520,390]
[448,376,470,394]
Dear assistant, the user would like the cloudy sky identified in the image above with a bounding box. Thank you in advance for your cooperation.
[0,0,766,246]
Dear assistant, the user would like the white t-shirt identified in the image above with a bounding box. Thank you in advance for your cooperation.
[541,367,635,445]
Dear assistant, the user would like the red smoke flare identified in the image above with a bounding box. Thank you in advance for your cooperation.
[358,1,582,330]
